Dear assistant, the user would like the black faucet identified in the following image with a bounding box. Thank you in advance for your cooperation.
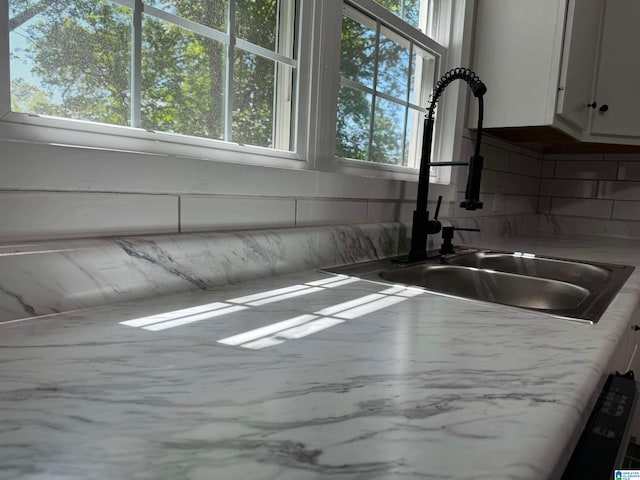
[407,68,487,262]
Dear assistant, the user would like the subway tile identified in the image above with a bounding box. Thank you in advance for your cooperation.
[180,195,295,232]
[550,197,613,218]
[554,160,617,180]
[503,195,538,214]
[474,170,540,196]
[296,199,367,226]
[480,144,511,172]
[481,145,541,177]
[618,162,640,181]
[0,192,178,241]
[539,179,597,198]
[366,201,414,223]
[612,201,640,221]
[507,152,542,177]
[542,161,555,178]
[598,181,640,200]
[604,154,640,162]
[537,196,551,214]
[544,153,604,161]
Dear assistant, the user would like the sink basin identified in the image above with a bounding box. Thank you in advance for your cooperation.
[379,265,590,311]
[321,247,634,323]
[444,251,610,284]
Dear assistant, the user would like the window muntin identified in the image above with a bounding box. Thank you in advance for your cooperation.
[8,0,297,151]
[337,3,437,168]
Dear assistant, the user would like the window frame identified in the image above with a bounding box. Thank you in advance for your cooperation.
[335,1,444,170]
[2,0,305,166]
[0,0,474,185]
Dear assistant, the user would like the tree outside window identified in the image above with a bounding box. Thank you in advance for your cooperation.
[8,0,296,150]
[336,1,437,168]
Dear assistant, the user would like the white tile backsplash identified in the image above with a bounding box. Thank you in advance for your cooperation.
[296,199,368,226]
[550,197,613,218]
[554,160,617,180]
[366,201,424,223]
[618,162,640,181]
[0,192,178,241]
[541,160,555,178]
[181,196,295,232]
[539,179,598,198]
[612,201,640,221]
[475,170,539,196]
[598,181,640,201]
[537,196,551,214]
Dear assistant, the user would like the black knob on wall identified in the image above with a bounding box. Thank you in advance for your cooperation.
[599,104,609,112]
[587,102,597,109]
[633,325,640,331]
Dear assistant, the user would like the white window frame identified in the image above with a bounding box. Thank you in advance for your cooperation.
[1,0,306,170]
[305,0,475,186]
[0,0,474,186]
[335,1,442,171]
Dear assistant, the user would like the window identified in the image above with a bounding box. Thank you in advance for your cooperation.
[336,1,440,169]
[4,0,466,182]
[8,0,297,150]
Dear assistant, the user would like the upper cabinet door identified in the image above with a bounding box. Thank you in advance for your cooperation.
[591,0,640,138]
[556,0,603,131]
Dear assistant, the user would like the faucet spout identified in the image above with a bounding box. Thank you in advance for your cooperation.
[407,68,486,262]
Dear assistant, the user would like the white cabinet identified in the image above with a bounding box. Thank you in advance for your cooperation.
[468,0,602,140]
[555,0,603,132]
[468,0,640,146]
[590,0,640,141]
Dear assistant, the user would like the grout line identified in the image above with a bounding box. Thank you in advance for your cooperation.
[610,200,615,220]
[177,196,182,233]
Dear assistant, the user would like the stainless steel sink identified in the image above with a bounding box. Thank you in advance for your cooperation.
[444,251,610,284]
[321,248,634,323]
[379,265,590,311]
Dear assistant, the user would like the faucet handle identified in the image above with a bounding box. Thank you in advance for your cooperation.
[433,195,443,221]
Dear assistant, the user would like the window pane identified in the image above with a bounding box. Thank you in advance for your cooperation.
[235,0,277,51]
[340,13,376,89]
[10,0,131,125]
[233,50,275,148]
[405,107,423,167]
[375,0,424,30]
[144,0,228,32]
[377,26,410,100]
[409,45,436,106]
[141,15,225,139]
[336,86,372,161]
[372,98,406,165]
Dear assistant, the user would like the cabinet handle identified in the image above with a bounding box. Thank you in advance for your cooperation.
[633,325,640,331]
[599,104,609,113]
[587,102,597,109]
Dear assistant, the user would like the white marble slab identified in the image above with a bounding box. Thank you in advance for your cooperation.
[1,235,639,479]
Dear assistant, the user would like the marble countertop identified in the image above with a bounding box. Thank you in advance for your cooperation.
[2,234,640,480]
